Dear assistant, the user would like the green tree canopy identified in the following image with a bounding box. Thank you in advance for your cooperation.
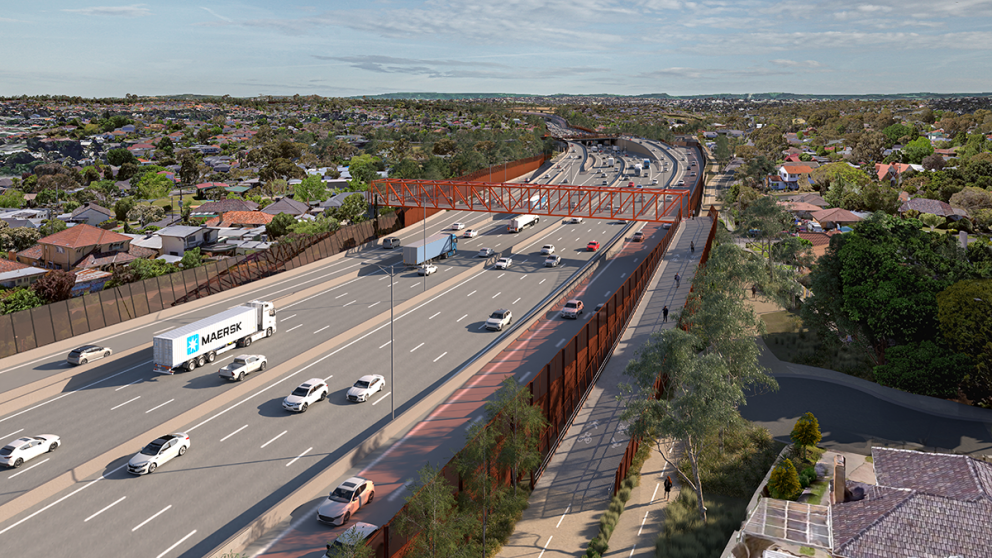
[106,148,138,167]
[39,218,67,237]
[768,459,802,500]
[0,189,25,209]
[293,174,329,204]
[873,340,972,398]
[135,173,173,201]
[937,279,992,405]
[114,197,136,221]
[900,136,934,165]
[790,412,822,461]
[348,154,381,190]
[265,212,296,238]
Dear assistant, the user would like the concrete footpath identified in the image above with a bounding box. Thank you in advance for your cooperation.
[497,216,712,558]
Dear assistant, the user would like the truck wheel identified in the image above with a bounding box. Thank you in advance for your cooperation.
[207,351,216,363]
[186,359,197,371]
[197,355,206,368]
[266,327,273,338]
[243,336,252,347]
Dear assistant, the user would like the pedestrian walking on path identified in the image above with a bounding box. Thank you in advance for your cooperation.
[662,305,669,322]
[664,476,673,500]
[674,274,680,288]
[690,241,695,254]
[751,284,757,298]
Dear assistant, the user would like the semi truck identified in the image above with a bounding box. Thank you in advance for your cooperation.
[606,157,615,167]
[643,158,651,169]
[153,300,277,374]
[403,233,457,266]
[634,164,643,177]
[507,214,540,233]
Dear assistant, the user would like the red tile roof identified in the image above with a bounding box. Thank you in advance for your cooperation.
[204,211,274,227]
[39,224,132,249]
[0,259,30,273]
[17,245,43,260]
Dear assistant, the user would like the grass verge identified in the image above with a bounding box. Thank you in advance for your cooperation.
[761,310,875,380]
[655,490,747,558]
[679,417,786,499]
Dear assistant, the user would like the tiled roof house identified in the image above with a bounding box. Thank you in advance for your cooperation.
[204,211,273,228]
[16,224,134,270]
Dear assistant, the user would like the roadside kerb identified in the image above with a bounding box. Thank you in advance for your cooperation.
[0,218,558,527]
[204,223,629,557]
[0,207,454,372]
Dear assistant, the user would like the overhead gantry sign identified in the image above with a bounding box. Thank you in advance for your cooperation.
[369,179,686,223]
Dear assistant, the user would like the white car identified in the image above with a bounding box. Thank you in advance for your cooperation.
[326,522,379,555]
[486,309,512,331]
[564,217,583,224]
[347,374,385,403]
[0,435,60,468]
[418,264,437,276]
[451,222,465,230]
[218,354,267,381]
[494,257,512,269]
[540,244,555,255]
[545,255,561,267]
[478,248,494,257]
[66,345,112,366]
[283,378,329,412]
[652,178,659,185]
[463,229,479,238]
[127,433,189,475]
[317,477,375,526]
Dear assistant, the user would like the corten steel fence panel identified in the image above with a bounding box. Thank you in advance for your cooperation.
[111,283,135,323]
[182,268,200,298]
[0,315,15,358]
[30,305,56,348]
[130,280,150,318]
[315,237,329,260]
[144,277,163,314]
[170,271,187,302]
[11,309,37,353]
[82,292,105,331]
[157,275,177,307]
[99,289,122,327]
[193,265,210,291]
[50,300,74,342]
[67,296,89,338]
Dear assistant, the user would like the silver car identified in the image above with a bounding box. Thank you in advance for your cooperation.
[67,345,112,365]
[127,433,190,475]
[317,477,375,526]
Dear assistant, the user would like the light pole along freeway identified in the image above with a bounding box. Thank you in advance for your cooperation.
[0,140,684,558]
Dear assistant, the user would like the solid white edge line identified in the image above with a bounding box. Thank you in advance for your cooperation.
[537,535,553,558]
[111,396,140,411]
[8,458,49,479]
[84,495,127,523]
[145,398,174,414]
[260,430,287,449]
[372,392,391,406]
[220,424,249,442]
[7,460,128,532]
[286,447,313,467]
[156,529,197,558]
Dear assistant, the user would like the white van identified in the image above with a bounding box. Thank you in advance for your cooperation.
[382,237,401,249]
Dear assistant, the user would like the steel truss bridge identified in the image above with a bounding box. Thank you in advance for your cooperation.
[369,179,687,223]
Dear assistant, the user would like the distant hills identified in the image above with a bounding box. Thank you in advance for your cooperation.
[352,92,992,101]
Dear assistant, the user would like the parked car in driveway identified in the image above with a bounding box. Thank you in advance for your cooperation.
[0,435,60,468]
[317,477,375,526]
[218,354,267,381]
[544,255,561,267]
[67,345,112,366]
[283,378,329,412]
[127,433,189,475]
[347,375,385,403]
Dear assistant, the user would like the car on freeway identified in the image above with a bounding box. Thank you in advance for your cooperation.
[677,180,685,186]
[540,244,555,255]
[602,180,608,185]
[0,435,60,468]
[561,300,584,319]
[478,248,494,257]
[347,374,385,403]
[218,354,267,381]
[317,477,375,526]
[127,433,189,475]
[565,217,583,224]
[463,229,479,238]
[587,241,600,251]
[325,523,379,556]
[544,255,561,267]
[451,222,465,230]
[494,257,512,270]
[628,181,635,187]
[595,303,605,312]
[486,309,512,331]
[418,263,438,276]
[67,345,112,366]
[652,178,659,185]
[632,231,645,242]
[283,378,329,412]
[381,237,401,249]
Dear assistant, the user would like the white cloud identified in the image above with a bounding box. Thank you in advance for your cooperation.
[63,4,151,17]
[200,7,232,22]
[770,59,822,68]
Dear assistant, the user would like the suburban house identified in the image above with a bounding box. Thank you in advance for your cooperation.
[898,197,969,220]
[15,224,136,270]
[204,211,273,228]
[68,202,114,226]
[0,259,48,288]
[190,199,259,217]
[778,163,816,186]
[155,225,219,258]
[874,163,920,186]
[261,197,310,216]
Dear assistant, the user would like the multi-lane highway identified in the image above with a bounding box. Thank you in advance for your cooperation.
[0,139,691,557]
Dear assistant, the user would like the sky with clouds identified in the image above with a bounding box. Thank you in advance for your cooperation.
[2,1,991,98]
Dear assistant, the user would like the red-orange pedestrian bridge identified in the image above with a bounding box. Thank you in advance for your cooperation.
[369,178,687,222]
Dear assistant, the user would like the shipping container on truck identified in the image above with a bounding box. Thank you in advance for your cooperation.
[606,157,615,167]
[153,300,277,374]
[507,214,540,233]
[403,233,457,266]
[634,164,643,177]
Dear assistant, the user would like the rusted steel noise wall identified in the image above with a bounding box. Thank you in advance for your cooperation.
[368,212,721,558]
[0,213,404,359]
[611,204,720,495]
